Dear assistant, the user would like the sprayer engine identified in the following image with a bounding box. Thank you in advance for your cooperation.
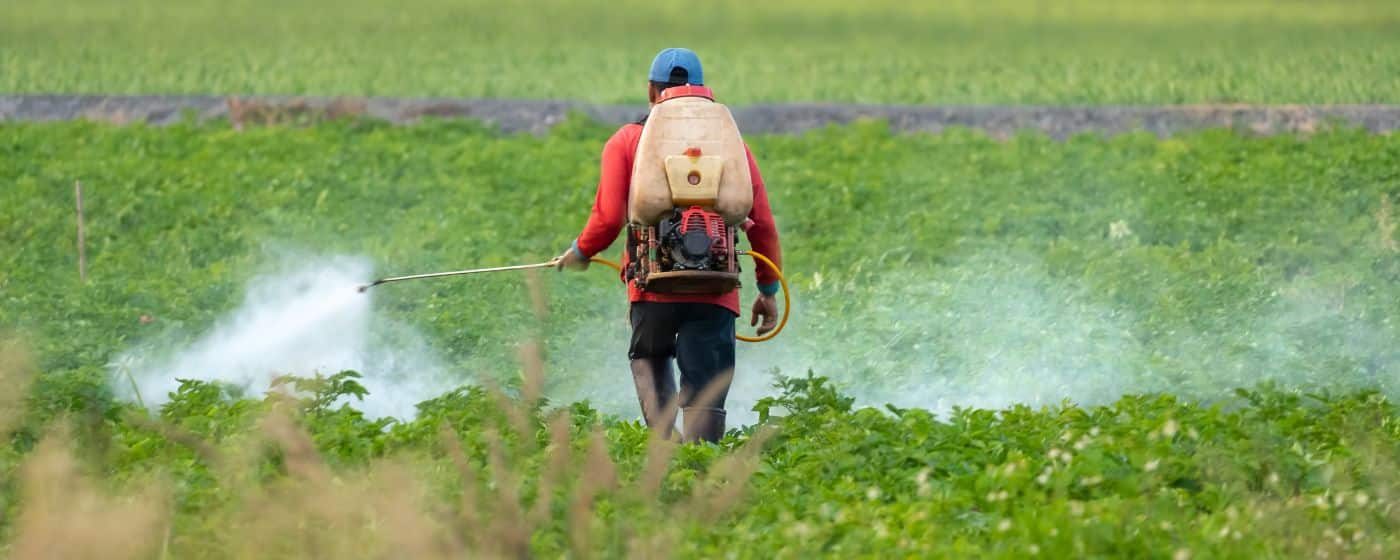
[663,207,730,270]
[628,207,740,294]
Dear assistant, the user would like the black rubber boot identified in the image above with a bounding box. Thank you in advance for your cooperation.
[682,407,726,444]
[630,358,678,439]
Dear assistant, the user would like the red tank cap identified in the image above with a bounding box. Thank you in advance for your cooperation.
[657,85,715,103]
[684,147,703,158]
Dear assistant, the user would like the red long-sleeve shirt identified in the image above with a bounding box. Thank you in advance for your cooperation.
[574,95,782,316]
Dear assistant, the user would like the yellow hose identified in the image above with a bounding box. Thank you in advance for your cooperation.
[736,250,789,342]
[588,251,789,343]
[589,256,622,271]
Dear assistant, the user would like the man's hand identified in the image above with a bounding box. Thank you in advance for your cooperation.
[750,294,779,336]
[554,244,590,271]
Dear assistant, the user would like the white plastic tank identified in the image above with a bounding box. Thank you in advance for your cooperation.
[628,97,753,225]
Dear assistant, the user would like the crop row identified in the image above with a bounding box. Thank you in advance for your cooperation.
[3,0,1399,103]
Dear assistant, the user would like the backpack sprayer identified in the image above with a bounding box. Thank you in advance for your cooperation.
[360,85,790,342]
[356,251,788,343]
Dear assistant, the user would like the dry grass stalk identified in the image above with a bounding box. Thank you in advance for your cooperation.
[439,423,484,552]
[0,335,36,434]
[240,411,356,557]
[524,269,550,321]
[11,425,169,560]
[639,428,679,501]
[226,409,453,559]
[259,407,328,483]
[679,370,733,442]
[481,376,534,455]
[74,180,86,283]
[226,97,248,131]
[653,388,682,442]
[518,338,546,408]
[1378,193,1397,252]
[364,461,455,559]
[529,412,575,525]
[485,427,532,558]
[625,528,681,560]
[569,426,619,557]
[680,426,776,524]
[500,391,537,454]
[519,274,548,409]
[229,473,371,557]
[688,370,733,408]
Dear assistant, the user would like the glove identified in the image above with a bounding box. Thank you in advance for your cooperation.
[554,241,590,271]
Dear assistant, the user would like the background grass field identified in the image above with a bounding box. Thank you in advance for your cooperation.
[3,0,1399,104]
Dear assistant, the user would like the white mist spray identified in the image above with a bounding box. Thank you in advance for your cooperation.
[722,249,1397,421]
[113,256,455,419]
[723,253,1128,420]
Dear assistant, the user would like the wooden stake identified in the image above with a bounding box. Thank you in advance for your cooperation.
[75,180,87,283]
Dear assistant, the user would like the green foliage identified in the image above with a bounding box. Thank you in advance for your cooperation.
[2,119,1396,411]
[3,0,1399,103]
[9,370,1397,557]
[1,115,1399,555]
[736,377,1400,556]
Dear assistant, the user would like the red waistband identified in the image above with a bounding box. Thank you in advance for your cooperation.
[657,85,715,102]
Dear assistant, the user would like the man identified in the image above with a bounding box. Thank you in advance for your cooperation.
[556,47,783,443]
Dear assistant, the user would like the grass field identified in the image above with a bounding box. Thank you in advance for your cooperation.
[3,0,1400,104]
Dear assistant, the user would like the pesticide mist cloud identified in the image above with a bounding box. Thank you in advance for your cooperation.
[112,256,455,419]
[729,251,1148,418]
[109,249,1395,426]
[723,249,1397,420]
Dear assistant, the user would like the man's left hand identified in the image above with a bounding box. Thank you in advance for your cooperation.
[751,294,779,335]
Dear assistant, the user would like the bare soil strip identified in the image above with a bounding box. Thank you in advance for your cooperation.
[3,95,1397,137]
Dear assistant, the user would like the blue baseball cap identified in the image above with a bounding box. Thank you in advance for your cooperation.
[649,48,704,85]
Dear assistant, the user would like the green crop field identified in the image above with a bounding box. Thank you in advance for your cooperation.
[3,0,1400,104]
[2,118,1398,556]
[5,120,1399,406]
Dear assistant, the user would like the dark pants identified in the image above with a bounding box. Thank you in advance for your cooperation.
[629,302,736,408]
[628,302,735,442]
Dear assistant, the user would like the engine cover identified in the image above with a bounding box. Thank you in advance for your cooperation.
[664,207,728,270]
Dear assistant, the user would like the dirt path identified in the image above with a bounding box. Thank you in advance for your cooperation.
[3,95,1397,138]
